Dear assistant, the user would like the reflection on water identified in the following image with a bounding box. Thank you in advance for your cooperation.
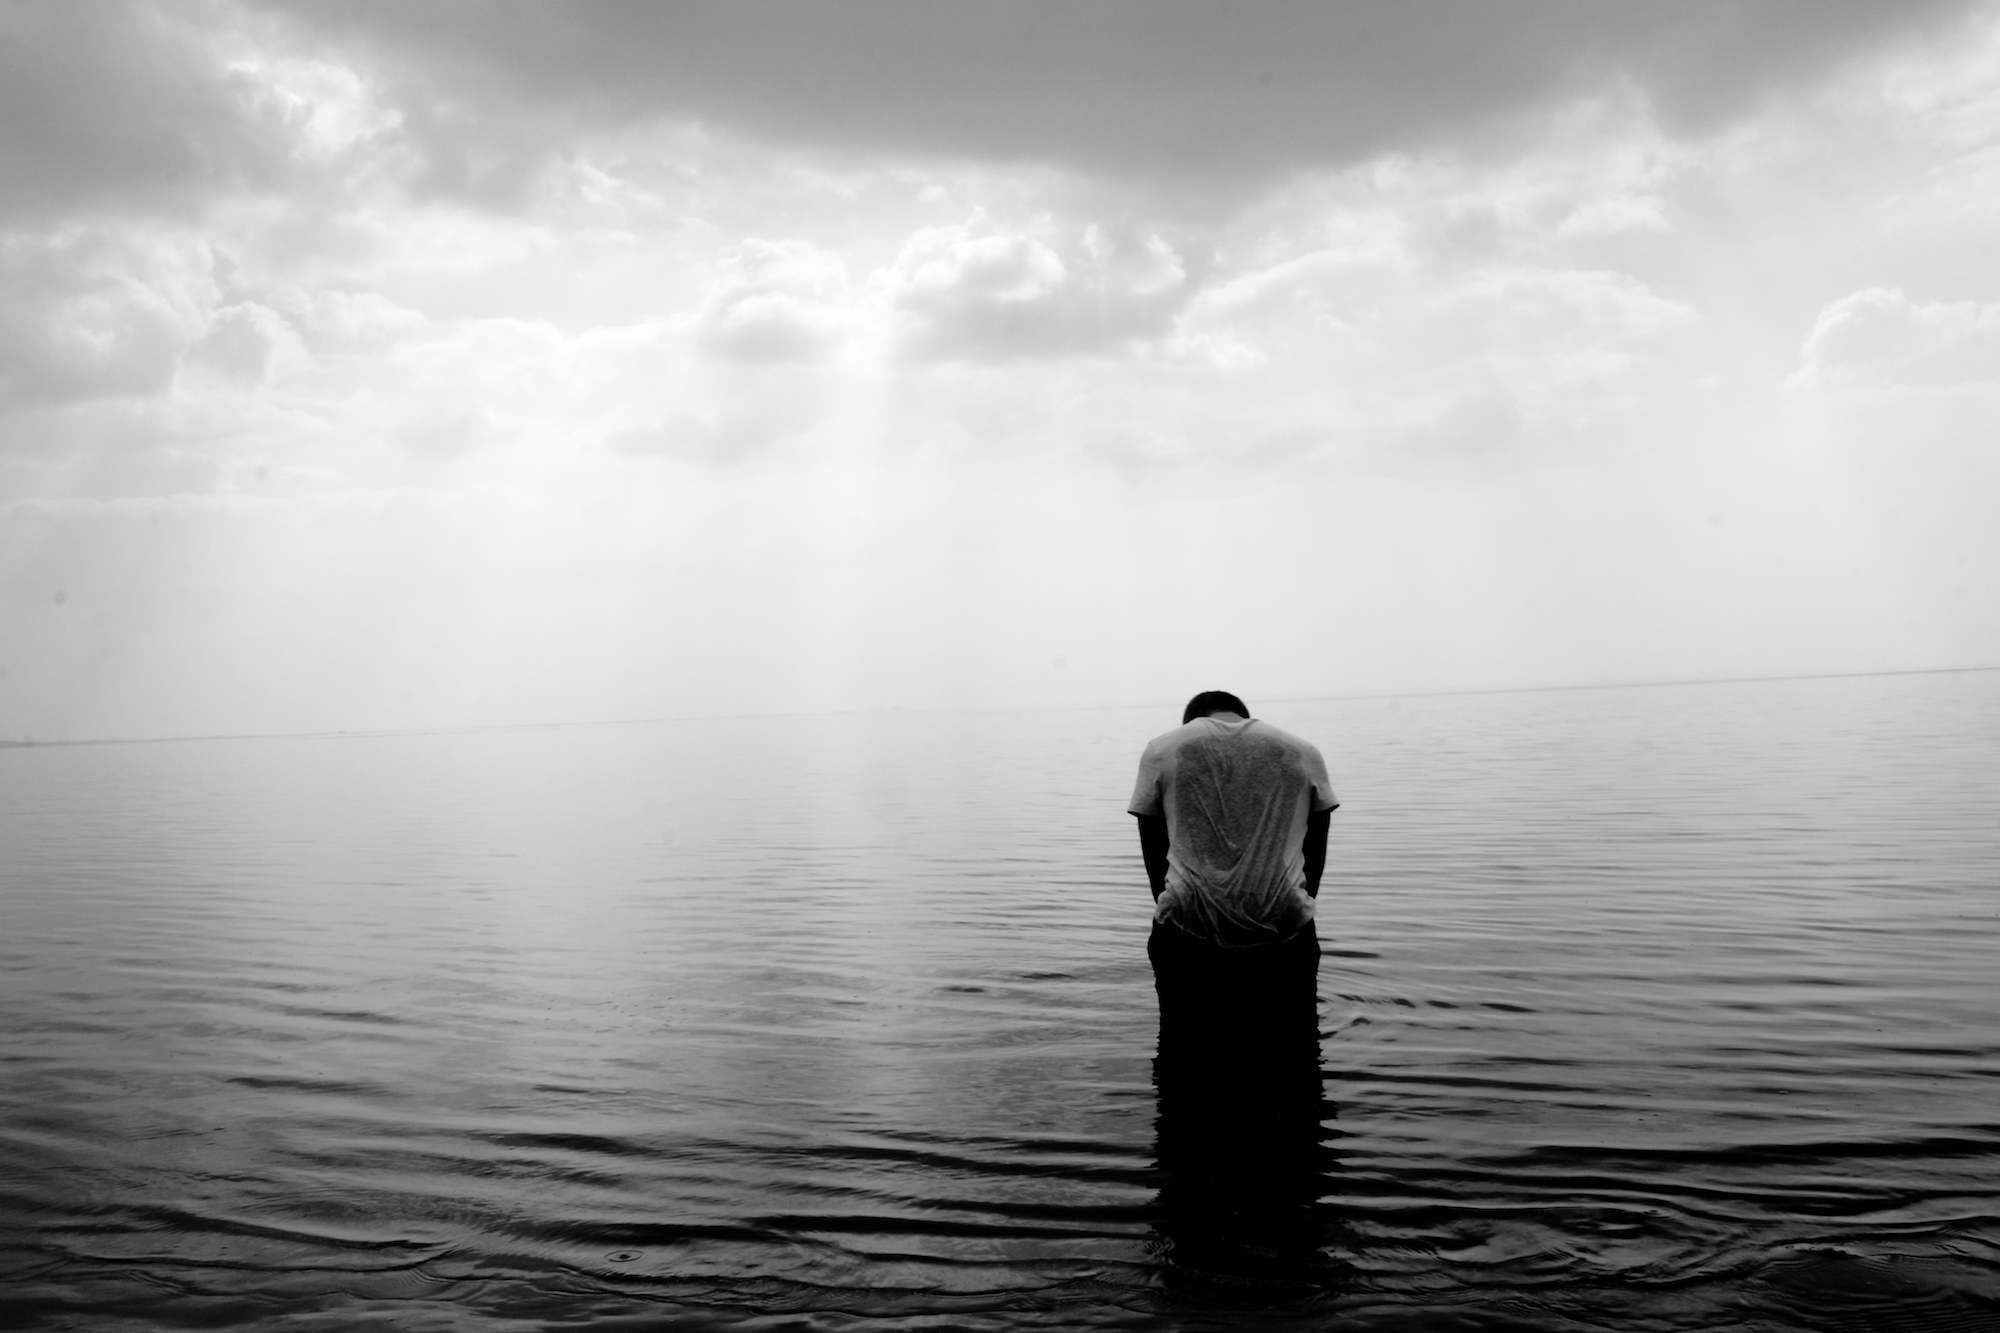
[2,670,1999,1330]
[1149,926,1344,1307]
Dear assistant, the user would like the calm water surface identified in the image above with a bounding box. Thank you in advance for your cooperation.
[3,672,1999,1331]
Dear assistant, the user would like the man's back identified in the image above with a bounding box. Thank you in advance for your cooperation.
[1129,712,1337,948]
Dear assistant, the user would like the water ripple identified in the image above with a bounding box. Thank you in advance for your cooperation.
[3,670,1998,1329]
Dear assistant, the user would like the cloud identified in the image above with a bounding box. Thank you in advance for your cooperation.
[1796,287,2000,386]
[256,0,1981,193]
[1,2,1986,237]
[1424,266,1696,364]
[1555,191,1670,237]
[185,300,307,385]
[0,227,209,410]
[883,214,1187,360]
[1172,238,1697,454]
[0,1,296,225]
[692,240,850,364]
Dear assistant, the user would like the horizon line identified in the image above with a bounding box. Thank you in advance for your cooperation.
[3,661,1995,752]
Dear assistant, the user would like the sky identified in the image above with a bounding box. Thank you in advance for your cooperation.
[3,0,1999,741]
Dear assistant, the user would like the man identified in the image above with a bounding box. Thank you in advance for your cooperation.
[1128,690,1337,1034]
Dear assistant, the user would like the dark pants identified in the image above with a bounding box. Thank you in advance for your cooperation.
[1148,921,1322,1050]
[1147,921,1339,1287]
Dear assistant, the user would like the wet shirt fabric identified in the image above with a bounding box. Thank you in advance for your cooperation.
[1128,715,1339,948]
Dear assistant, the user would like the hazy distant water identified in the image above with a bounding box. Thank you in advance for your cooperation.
[3,671,1999,1332]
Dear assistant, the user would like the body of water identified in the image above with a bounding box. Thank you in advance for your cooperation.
[3,670,1999,1330]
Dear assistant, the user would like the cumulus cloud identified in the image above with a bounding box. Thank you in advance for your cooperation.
[1555,191,1671,237]
[1178,240,1694,408]
[0,228,209,410]
[185,301,307,386]
[883,214,1187,360]
[692,240,850,364]
[1426,266,1695,361]
[1796,287,2000,387]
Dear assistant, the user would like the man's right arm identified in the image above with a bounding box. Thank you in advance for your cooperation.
[1135,814,1170,900]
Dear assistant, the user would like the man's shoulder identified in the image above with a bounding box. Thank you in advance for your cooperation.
[1244,720,1328,765]
[1143,719,1206,752]
[1144,717,1326,765]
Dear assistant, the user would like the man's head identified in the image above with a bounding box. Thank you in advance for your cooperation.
[1182,690,1250,724]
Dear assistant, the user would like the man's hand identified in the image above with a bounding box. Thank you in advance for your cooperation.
[1135,813,1169,900]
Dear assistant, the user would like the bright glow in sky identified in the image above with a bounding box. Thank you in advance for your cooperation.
[4,1,1999,741]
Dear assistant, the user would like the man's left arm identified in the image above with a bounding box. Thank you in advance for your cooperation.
[1302,807,1331,898]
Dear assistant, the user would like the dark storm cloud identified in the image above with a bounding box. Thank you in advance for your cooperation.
[262,0,1979,185]
[0,1,288,223]
[0,1,1983,223]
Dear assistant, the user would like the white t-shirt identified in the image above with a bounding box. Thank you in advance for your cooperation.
[1127,714,1338,947]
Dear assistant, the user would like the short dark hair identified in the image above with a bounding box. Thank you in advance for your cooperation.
[1182,691,1250,724]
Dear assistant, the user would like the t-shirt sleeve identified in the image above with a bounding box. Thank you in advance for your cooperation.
[1303,743,1339,813]
[1127,741,1165,817]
